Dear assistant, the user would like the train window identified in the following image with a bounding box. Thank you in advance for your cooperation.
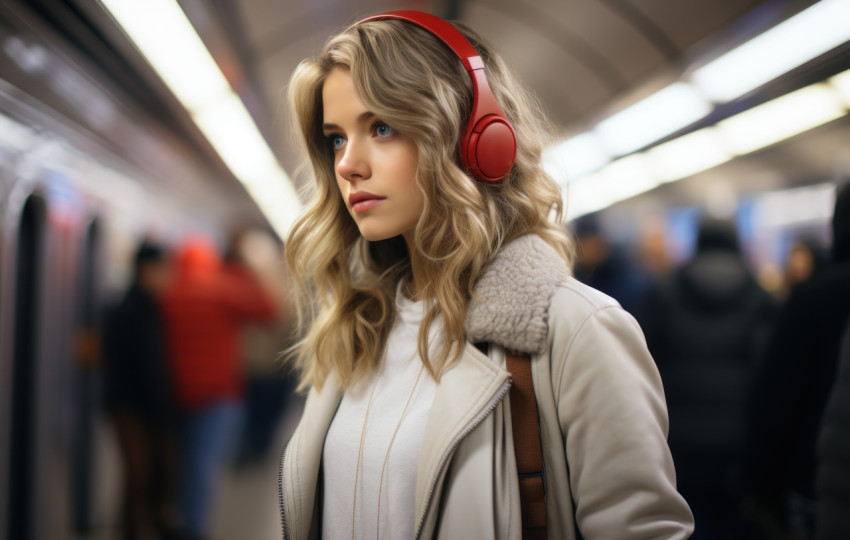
[8,194,46,540]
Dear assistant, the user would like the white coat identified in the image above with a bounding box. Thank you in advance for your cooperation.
[279,234,694,539]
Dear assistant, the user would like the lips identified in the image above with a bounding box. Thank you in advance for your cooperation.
[348,191,386,213]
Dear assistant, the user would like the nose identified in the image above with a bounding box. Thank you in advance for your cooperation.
[336,136,370,183]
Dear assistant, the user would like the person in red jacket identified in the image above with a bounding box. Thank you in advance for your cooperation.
[160,235,276,540]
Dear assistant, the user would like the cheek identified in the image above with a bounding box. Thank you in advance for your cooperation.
[397,143,420,195]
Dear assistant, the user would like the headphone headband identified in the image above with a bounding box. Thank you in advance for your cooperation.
[357,11,517,182]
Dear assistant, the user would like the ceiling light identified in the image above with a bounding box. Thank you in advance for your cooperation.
[594,82,711,157]
[246,176,298,237]
[598,154,660,199]
[99,0,229,112]
[566,154,660,218]
[647,127,733,182]
[692,0,850,102]
[0,113,35,151]
[543,132,611,183]
[717,83,846,155]
[192,93,281,185]
[99,0,301,237]
[565,176,609,218]
[831,68,850,107]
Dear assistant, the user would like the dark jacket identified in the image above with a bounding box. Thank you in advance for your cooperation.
[103,285,173,425]
[743,183,850,501]
[816,318,850,539]
[638,223,776,496]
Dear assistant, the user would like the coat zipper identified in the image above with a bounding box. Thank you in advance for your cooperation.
[414,379,512,539]
[279,446,289,540]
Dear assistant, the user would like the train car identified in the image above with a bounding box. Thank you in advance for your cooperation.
[0,2,276,539]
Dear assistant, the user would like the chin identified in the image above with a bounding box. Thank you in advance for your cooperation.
[353,215,417,243]
[358,228,398,242]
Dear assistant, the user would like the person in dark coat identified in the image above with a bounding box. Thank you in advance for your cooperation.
[742,182,850,539]
[637,217,777,539]
[103,241,178,540]
[816,317,850,539]
[573,215,651,314]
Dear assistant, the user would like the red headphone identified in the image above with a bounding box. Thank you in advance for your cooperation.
[358,11,517,182]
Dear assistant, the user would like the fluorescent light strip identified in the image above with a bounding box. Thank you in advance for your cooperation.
[566,176,610,218]
[831,68,850,107]
[692,0,850,102]
[566,154,660,219]
[647,127,732,183]
[99,0,229,112]
[542,132,610,184]
[598,154,659,200]
[551,1,850,190]
[100,0,301,237]
[0,113,36,151]
[549,1,850,219]
[717,84,846,155]
[567,82,848,219]
[594,82,711,156]
[192,93,280,184]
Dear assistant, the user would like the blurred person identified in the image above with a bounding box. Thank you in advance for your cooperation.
[742,183,850,540]
[160,236,277,540]
[782,238,827,299]
[102,241,179,540]
[572,214,651,314]
[279,11,693,540]
[637,217,777,539]
[815,317,850,539]
[636,218,673,281]
[224,228,295,466]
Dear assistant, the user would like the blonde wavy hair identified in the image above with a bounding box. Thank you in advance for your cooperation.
[286,17,573,391]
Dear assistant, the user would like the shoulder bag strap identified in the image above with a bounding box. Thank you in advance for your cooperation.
[506,351,548,540]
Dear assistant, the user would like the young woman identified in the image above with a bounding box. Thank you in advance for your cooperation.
[280,10,693,539]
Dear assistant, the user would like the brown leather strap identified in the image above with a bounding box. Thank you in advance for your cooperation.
[506,352,547,539]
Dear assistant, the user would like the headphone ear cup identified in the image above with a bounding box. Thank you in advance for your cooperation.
[464,115,517,182]
[357,11,518,182]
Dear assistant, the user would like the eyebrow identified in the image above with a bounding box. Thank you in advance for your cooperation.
[322,111,376,133]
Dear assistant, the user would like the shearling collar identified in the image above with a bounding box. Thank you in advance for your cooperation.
[465,234,571,355]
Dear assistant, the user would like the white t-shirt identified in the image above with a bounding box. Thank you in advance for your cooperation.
[322,288,439,539]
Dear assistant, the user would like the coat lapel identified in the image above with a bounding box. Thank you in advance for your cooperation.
[281,373,343,539]
[414,342,511,537]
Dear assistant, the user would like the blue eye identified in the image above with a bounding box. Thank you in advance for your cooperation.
[374,122,393,138]
[329,135,345,150]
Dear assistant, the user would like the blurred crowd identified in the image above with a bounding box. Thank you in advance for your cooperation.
[573,183,850,540]
[100,228,293,540]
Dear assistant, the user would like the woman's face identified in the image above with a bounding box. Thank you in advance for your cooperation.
[322,67,424,244]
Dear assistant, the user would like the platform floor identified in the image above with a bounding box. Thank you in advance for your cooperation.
[84,395,305,540]
[211,396,304,540]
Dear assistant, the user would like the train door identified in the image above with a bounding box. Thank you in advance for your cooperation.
[5,193,47,540]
